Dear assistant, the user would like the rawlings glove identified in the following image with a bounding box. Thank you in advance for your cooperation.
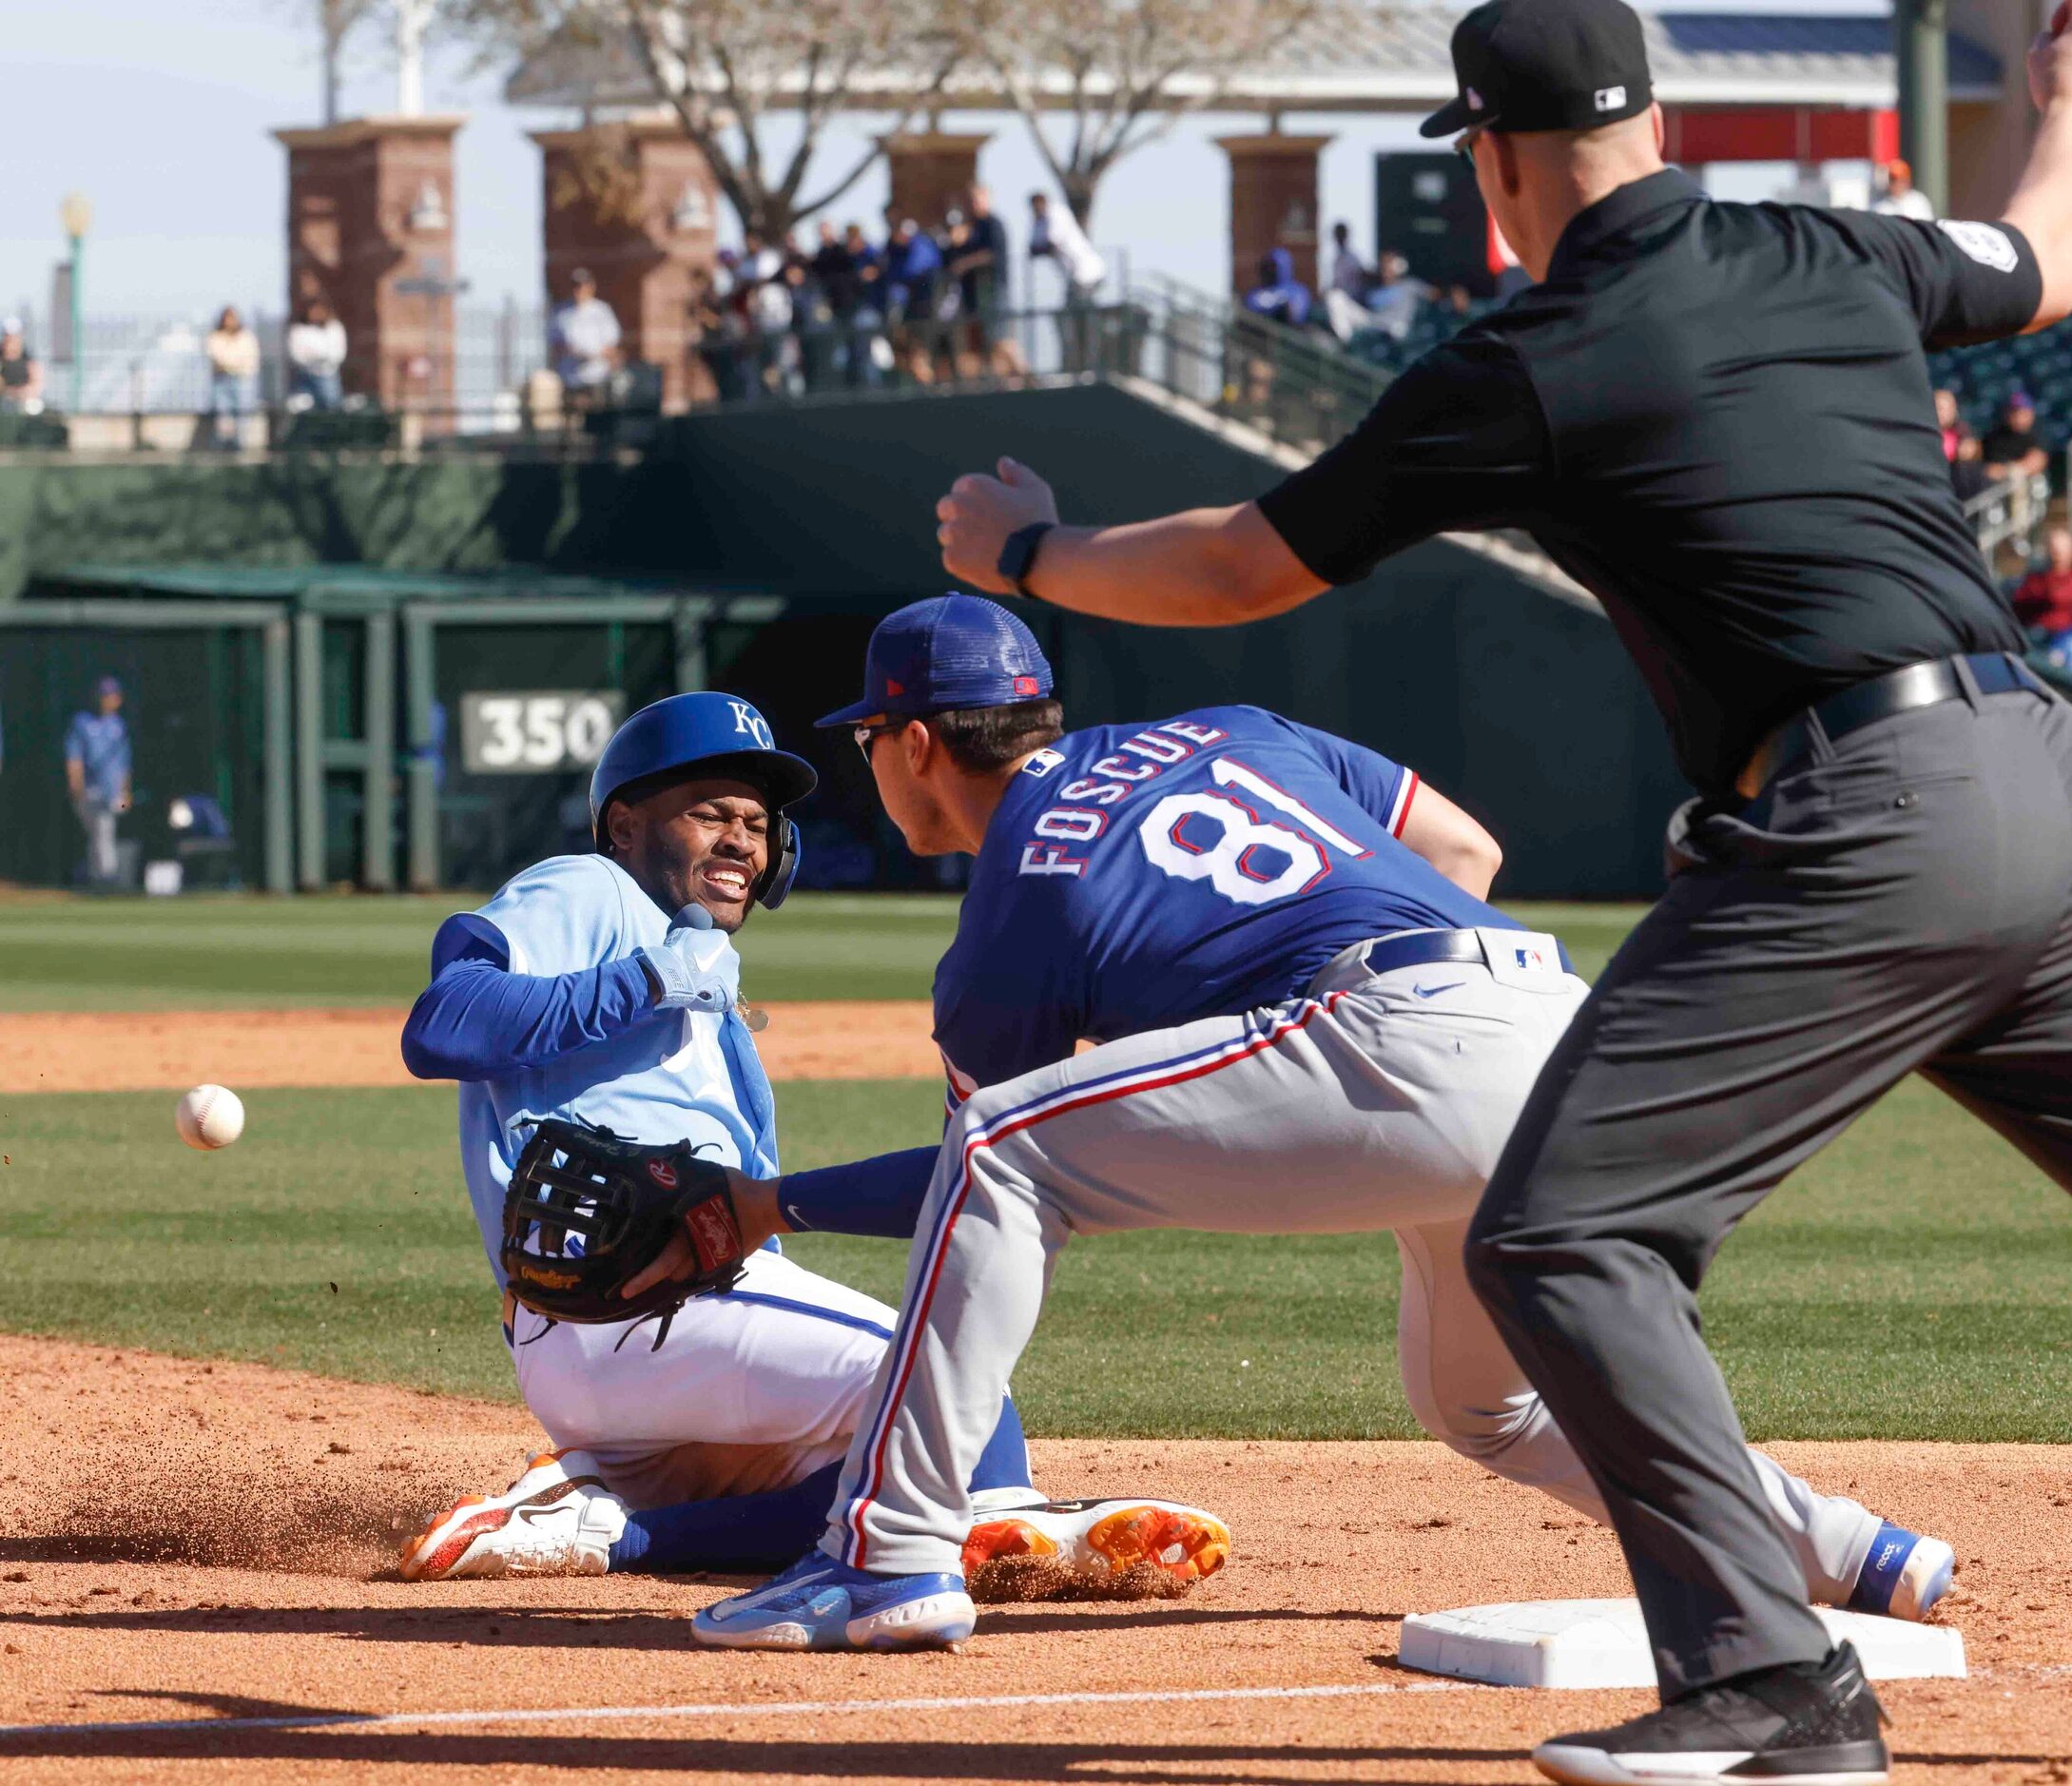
[501,1119,747,1346]
[638,903,741,1014]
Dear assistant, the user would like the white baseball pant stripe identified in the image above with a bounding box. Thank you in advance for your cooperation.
[823,938,1883,1599]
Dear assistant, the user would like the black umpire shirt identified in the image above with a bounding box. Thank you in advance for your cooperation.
[1257,170,2045,795]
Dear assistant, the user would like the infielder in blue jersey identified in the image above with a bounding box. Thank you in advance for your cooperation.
[394,689,1227,1587]
[682,596,1955,1652]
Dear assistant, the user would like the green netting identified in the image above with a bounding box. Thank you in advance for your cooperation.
[0,627,268,888]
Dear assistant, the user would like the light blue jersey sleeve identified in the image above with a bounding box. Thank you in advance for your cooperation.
[475,854,633,977]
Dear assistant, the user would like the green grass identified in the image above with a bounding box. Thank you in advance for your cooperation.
[0,890,1636,1011]
[2,1075,2064,1442]
[0,891,968,1009]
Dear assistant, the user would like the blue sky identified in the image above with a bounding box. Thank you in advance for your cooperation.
[0,0,1903,326]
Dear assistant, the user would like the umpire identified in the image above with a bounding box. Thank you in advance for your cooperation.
[934,1,2072,1778]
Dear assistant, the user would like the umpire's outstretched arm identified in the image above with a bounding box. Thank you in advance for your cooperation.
[941,21,2072,621]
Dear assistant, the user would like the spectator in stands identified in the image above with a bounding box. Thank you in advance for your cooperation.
[842,221,888,388]
[551,268,621,407]
[65,675,131,888]
[1329,223,1372,301]
[285,298,347,410]
[884,216,945,385]
[1873,159,1936,222]
[0,318,41,413]
[883,216,943,321]
[1029,190,1105,372]
[1935,388,1965,462]
[1951,431,1991,506]
[2013,527,2072,642]
[1984,391,2050,481]
[1029,191,1104,303]
[205,305,260,447]
[1364,250,1431,342]
[1244,248,1312,329]
[950,186,1023,378]
[1983,390,2051,552]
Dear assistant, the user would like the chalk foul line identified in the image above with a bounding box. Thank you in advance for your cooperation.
[0,1679,1487,1742]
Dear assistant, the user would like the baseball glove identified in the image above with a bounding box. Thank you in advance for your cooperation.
[501,1118,746,1344]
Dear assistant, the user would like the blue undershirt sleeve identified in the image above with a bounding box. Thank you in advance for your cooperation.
[775,1146,940,1239]
[399,914,658,1082]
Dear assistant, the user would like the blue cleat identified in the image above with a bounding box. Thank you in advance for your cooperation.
[691,1550,977,1651]
[1847,1521,1955,1621]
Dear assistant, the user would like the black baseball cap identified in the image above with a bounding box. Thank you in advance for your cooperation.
[1420,0,1654,140]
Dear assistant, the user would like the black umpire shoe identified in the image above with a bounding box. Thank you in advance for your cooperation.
[1532,1641,1889,1786]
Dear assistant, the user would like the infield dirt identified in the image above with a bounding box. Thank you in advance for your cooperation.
[1,1334,2067,1784]
[0,1003,941,1094]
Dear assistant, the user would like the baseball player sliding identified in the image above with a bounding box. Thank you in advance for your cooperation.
[395,691,1228,1587]
[676,596,1954,1652]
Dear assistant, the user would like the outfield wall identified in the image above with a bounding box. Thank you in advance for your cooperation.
[0,386,1687,896]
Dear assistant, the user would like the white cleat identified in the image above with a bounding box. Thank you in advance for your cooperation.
[398,1448,628,1582]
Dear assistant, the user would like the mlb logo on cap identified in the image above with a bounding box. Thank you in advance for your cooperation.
[817,593,1055,727]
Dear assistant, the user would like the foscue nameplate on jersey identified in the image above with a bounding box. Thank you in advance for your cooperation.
[462,691,628,775]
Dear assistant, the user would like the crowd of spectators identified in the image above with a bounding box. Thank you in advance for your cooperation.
[1245,223,1483,367]
[1937,383,2052,543]
[679,184,1077,402]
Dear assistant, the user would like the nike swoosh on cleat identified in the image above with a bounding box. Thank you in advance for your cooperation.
[1412,982,1465,999]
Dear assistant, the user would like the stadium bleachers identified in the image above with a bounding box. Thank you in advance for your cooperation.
[1932,323,2072,451]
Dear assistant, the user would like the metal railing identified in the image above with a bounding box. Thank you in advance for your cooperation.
[1966,467,2055,563]
[0,278,1396,464]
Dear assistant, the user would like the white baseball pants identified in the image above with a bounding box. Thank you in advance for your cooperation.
[513,1248,903,1509]
[820,935,1883,1598]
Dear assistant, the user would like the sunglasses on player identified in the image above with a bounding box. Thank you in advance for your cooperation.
[853,719,905,761]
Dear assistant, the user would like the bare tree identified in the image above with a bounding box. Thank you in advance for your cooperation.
[318,0,386,123]
[449,0,963,244]
[971,0,1337,229]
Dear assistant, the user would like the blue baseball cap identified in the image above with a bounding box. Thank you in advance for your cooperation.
[815,593,1055,728]
[590,691,816,845]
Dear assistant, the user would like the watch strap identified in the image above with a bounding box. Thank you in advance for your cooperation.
[997,521,1055,596]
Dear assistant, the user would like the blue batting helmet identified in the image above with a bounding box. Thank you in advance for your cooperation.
[590,692,818,909]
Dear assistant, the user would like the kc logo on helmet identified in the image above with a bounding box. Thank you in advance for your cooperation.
[727,700,775,749]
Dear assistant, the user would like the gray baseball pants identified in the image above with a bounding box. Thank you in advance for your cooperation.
[817,933,1888,1600]
[1469,672,2072,1699]
[73,794,119,884]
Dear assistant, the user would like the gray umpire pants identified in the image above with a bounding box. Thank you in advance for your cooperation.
[1469,668,2072,1700]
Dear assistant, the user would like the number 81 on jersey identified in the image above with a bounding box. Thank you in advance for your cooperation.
[1024,756,1370,906]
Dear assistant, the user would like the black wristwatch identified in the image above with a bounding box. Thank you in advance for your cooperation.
[997,522,1055,597]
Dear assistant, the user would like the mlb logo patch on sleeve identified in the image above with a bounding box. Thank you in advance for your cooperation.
[1936,221,2019,275]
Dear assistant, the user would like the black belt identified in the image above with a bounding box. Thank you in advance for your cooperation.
[1738,652,2049,799]
[1362,928,1574,979]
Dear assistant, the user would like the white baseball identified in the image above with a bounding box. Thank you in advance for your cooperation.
[175,1084,245,1151]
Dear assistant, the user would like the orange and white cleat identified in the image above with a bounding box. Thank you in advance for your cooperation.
[398,1448,628,1582]
[962,1497,1231,1585]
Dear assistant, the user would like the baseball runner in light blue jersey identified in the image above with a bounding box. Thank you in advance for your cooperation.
[395,690,1229,1590]
[683,597,1956,1652]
